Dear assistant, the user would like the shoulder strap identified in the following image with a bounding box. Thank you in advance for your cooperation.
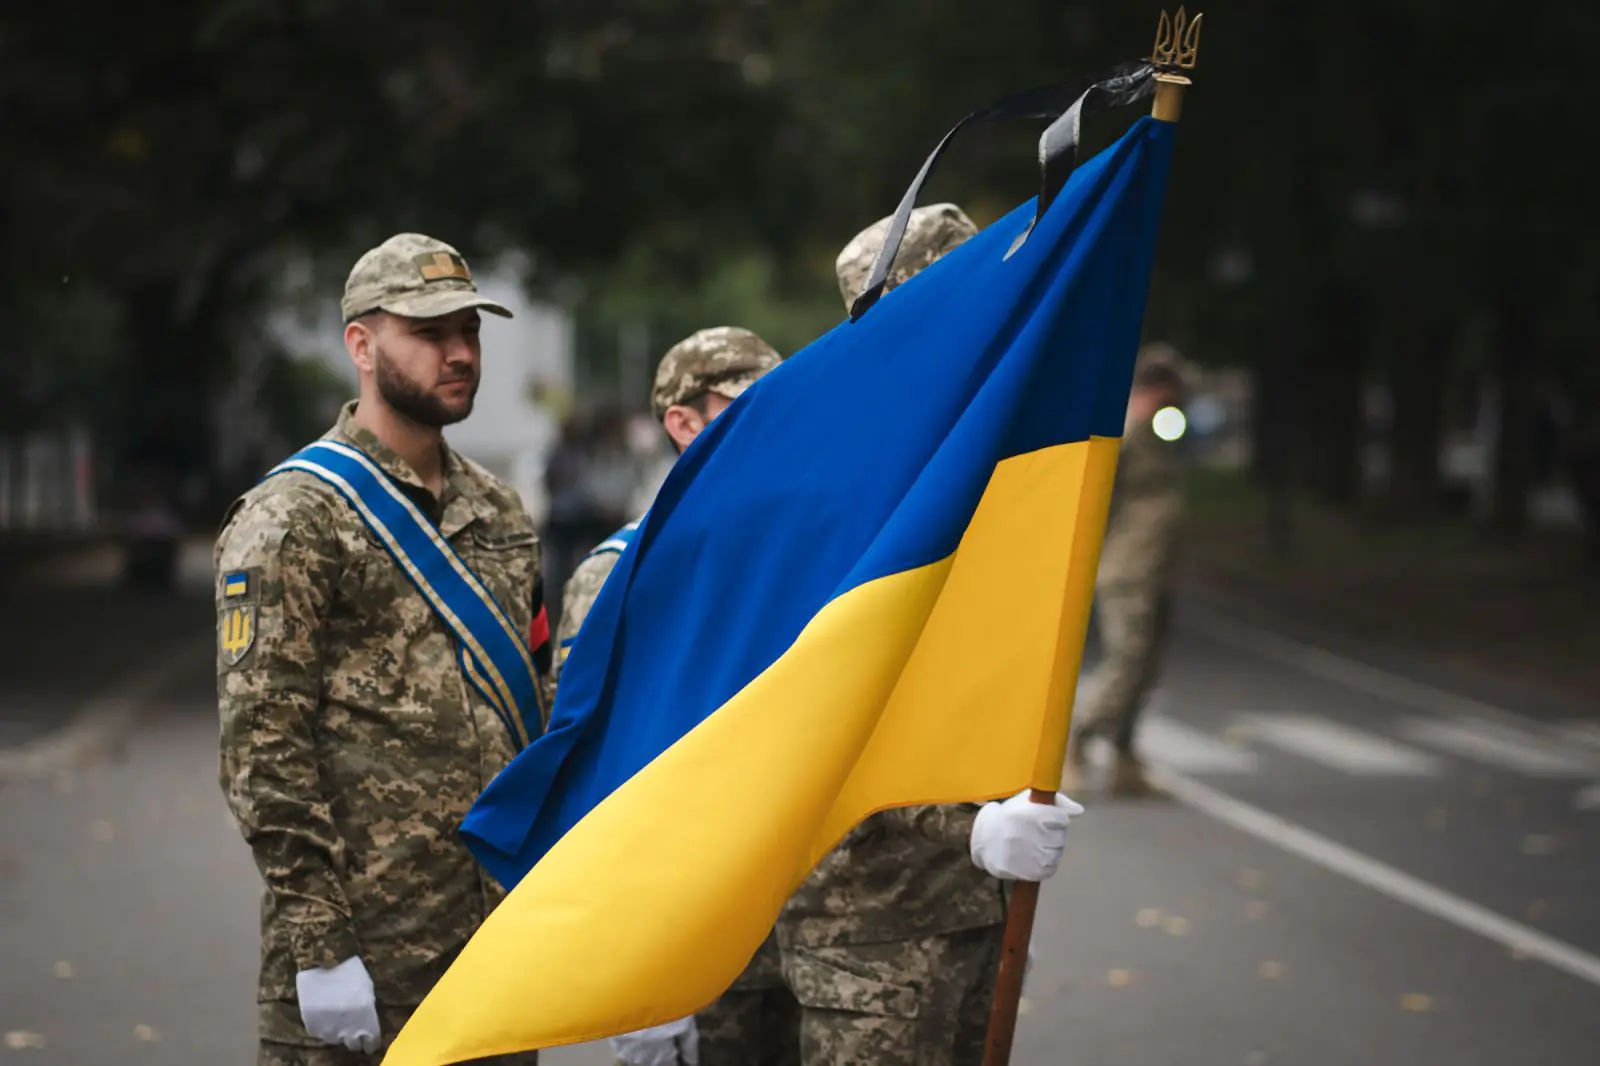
[584,517,644,561]
[265,440,540,750]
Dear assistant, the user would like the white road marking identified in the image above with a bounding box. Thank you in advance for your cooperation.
[1151,768,1600,989]
[1184,604,1600,755]
[1138,716,1259,774]
[1236,714,1441,776]
[1398,715,1599,777]
[1555,720,1600,749]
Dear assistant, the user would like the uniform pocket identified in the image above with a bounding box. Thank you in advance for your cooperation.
[783,944,920,1019]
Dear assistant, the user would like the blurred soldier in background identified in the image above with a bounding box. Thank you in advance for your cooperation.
[1066,341,1194,798]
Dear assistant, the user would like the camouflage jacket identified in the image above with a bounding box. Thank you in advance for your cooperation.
[1097,417,1185,588]
[777,803,1005,948]
[215,402,545,1032]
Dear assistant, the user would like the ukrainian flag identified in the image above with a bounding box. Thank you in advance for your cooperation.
[385,114,1175,1065]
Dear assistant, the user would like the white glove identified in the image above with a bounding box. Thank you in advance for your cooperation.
[970,790,1084,881]
[610,1016,699,1066]
[296,956,381,1053]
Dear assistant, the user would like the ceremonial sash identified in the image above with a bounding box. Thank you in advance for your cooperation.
[267,439,541,750]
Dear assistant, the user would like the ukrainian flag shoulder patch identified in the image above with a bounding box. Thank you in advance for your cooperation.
[223,571,250,599]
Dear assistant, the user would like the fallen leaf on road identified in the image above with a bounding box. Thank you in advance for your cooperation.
[1245,901,1269,920]
[4,1031,45,1050]
[1136,908,1164,928]
[90,820,116,842]
[1259,961,1285,980]
[133,1025,159,1042]
[1424,808,1448,831]
[52,962,73,980]
[1106,969,1134,987]
[1400,994,1434,1012]
[1238,869,1264,891]
[1163,916,1190,936]
[1526,900,1549,921]
[1509,946,1531,962]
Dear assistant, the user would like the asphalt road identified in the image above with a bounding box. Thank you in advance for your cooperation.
[1,594,1596,1065]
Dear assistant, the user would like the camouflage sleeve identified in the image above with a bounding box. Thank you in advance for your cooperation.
[878,802,982,848]
[553,550,621,683]
[215,488,360,972]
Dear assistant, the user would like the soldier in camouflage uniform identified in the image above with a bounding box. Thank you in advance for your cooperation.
[799,203,1081,1066]
[556,327,798,1066]
[215,233,549,1066]
[1065,342,1193,798]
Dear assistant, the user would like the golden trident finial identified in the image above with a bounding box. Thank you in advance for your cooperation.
[1152,7,1204,71]
[1150,8,1202,123]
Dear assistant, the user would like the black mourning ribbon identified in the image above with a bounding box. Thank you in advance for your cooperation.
[847,60,1159,322]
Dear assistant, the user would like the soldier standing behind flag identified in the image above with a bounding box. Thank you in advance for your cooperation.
[772,202,1082,1066]
[214,233,549,1066]
[556,327,799,1066]
[1065,341,1193,797]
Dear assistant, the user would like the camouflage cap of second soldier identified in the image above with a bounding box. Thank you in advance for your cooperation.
[834,202,979,310]
[650,326,782,421]
[340,233,513,323]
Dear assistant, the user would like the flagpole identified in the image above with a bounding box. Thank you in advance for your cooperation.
[981,10,1200,1066]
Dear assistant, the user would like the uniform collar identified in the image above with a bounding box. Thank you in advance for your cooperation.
[329,400,469,514]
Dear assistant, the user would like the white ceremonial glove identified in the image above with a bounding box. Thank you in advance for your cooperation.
[296,956,381,1053]
[969,790,1085,881]
[610,1016,699,1066]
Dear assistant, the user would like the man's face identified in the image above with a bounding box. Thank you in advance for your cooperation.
[361,309,483,427]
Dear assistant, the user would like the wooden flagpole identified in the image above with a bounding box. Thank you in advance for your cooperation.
[980,10,1200,1065]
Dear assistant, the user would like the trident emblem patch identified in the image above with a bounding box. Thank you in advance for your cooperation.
[220,604,256,666]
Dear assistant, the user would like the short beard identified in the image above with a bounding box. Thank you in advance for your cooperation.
[374,346,476,428]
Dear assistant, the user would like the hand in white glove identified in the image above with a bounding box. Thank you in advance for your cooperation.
[609,1016,699,1066]
[296,956,381,1053]
[970,790,1084,881]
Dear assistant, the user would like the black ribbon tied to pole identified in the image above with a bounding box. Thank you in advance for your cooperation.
[848,60,1160,322]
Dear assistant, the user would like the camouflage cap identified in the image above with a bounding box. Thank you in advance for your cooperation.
[340,233,512,322]
[834,202,979,309]
[650,326,782,421]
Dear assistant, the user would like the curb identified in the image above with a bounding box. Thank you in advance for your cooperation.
[0,638,213,783]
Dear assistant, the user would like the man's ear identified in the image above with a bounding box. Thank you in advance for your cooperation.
[345,317,379,374]
[661,405,703,453]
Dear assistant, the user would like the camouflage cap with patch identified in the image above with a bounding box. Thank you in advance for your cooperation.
[340,233,513,322]
[834,202,979,310]
[650,326,782,421]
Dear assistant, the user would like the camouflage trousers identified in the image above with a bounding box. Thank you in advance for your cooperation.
[780,925,1003,1066]
[696,983,803,1066]
[259,1003,539,1066]
[1073,581,1174,756]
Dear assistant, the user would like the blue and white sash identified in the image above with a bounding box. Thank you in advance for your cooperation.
[267,439,541,750]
